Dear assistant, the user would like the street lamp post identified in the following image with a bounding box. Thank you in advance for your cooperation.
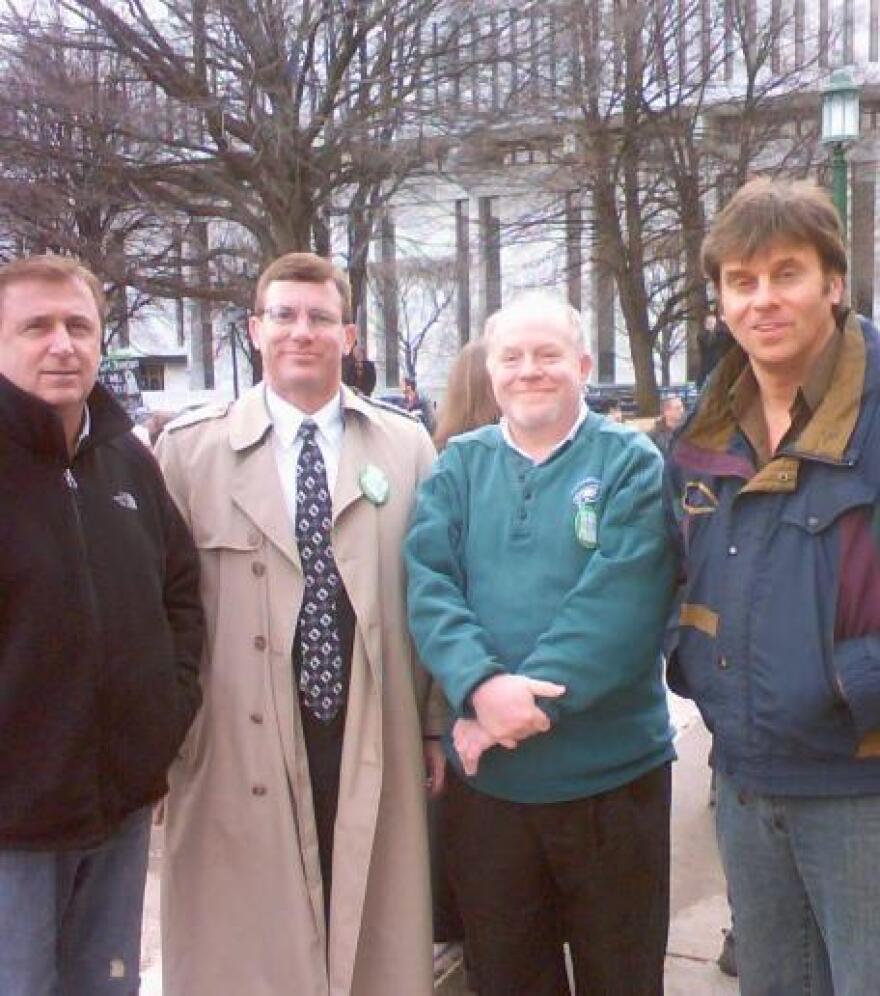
[820,69,861,235]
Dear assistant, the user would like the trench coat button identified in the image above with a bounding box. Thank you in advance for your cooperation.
[252,784,267,797]
[252,561,266,577]
[253,635,267,651]
[247,531,260,546]
[250,712,264,724]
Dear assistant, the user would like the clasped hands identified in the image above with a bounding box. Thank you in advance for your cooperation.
[453,674,565,776]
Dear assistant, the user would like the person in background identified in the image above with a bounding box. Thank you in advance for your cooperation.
[404,374,436,433]
[649,394,685,455]
[697,314,736,388]
[667,177,880,996]
[605,400,624,423]
[341,340,377,396]
[407,291,676,995]
[433,338,500,450]
[156,251,443,996]
[0,255,203,995]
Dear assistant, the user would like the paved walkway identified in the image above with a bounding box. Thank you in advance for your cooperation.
[141,696,739,994]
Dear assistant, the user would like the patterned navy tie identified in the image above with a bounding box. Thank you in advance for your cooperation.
[295,420,344,722]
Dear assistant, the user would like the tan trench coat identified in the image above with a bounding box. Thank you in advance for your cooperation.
[155,386,441,996]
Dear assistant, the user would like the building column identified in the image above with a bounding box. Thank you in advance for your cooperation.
[565,191,583,312]
[852,165,876,320]
[379,211,400,387]
[455,198,471,346]
[478,196,501,328]
[590,237,616,384]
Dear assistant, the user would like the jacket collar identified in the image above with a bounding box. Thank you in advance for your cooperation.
[0,373,131,461]
[228,382,383,452]
[679,310,870,467]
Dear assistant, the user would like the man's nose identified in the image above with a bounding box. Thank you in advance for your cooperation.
[47,323,75,353]
[752,277,778,308]
[518,355,541,376]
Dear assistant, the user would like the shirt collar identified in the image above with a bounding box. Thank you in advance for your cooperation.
[74,404,91,453]
[500,400,588,464]
[264,386,344,450]
[729,324,843,420]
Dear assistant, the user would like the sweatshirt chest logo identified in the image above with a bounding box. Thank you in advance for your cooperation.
[572,478,601,548]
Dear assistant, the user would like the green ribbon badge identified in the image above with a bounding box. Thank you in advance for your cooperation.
[359,464,390,506]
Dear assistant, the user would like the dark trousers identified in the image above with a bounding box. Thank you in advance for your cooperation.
[294,588,355,922]
[443,763,671,996]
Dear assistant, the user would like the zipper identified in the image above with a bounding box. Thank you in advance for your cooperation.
[64,462,109,832]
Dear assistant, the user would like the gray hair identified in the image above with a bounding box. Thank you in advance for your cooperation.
[484,291,586,351]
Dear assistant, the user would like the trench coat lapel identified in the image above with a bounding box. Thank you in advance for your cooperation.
[227,387,299,568]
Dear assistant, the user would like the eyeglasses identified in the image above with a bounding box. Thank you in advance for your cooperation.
[258,305,342,330]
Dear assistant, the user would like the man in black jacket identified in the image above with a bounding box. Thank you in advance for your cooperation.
[0,255,203,994]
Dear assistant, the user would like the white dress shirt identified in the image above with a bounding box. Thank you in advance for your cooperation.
[265,386,345,529]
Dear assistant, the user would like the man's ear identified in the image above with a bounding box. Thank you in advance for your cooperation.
[579,352,593,384]
[826,273,844,306]
[343,324,358,354]
[248,314,262,351]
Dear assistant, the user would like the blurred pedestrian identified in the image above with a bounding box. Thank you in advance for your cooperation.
[404,375,436,433]
[433,338,499,450]
[649,394,685,454]
[341,340,377,396]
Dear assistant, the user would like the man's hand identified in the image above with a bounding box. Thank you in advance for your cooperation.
[453,718,517,777]
[424,738,447,799]
[471,674,566,742]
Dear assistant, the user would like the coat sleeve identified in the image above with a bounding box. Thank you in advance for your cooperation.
[153,431,204,745]
[405,444,506,716]
[833,504,880,736]
[519,439,676,717]
[408,425,450,737]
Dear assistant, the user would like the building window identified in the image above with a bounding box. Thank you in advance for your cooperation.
[140,362,165,391]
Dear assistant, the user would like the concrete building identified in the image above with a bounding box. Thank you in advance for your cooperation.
[124,0,880,407]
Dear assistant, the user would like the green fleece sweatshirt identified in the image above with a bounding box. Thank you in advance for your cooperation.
[405,412,676,803]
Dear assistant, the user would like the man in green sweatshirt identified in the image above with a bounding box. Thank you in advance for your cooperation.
[406,292,676,996]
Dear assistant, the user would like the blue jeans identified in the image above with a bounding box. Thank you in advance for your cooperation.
[0,805,152,996]
[715,772,880,996]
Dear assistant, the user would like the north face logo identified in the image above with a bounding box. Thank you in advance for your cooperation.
[112,491,138,511]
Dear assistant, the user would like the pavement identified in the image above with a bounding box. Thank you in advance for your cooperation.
[140,695,740,994]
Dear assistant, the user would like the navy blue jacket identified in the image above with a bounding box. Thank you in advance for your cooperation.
[666,313,880,796]
[0,375,203,848]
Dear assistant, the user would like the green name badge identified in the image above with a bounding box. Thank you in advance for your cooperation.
[359,464,390,506]
[575,504,598,549]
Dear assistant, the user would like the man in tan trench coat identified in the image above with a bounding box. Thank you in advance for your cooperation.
[155,252,443,996]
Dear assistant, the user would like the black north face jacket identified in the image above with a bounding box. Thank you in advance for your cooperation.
[0,374,203,849]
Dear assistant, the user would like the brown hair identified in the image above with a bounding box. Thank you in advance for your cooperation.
[701,178,847,288]
[433,339,500,451]
[254,252,353,322]
[0,254,105,320]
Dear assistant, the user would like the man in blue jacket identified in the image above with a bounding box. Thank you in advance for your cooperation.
[667,178,880,996]
[0,255,203,994]
[406,292,676,995]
